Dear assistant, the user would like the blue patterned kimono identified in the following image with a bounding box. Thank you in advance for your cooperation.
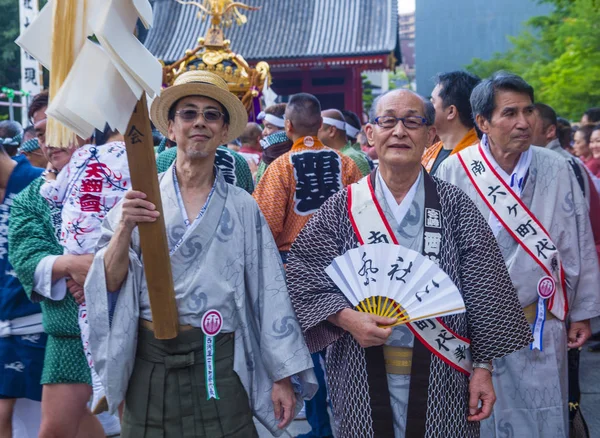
[0,156,47,401]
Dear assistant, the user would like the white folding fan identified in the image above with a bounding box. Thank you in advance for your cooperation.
[325,244,465,327]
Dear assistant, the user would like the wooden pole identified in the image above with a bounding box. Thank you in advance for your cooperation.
[124,94,179,340]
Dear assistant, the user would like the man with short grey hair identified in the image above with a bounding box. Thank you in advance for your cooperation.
[437,72,600,437]
[287,88,531,437]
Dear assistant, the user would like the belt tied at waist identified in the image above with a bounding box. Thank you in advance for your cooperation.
[523,302,557,325]
[383,345,413,375]
[0,313,44,338]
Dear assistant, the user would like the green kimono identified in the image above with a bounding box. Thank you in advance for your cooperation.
[8,178,90,385]
[255,160,268,184]
[156,146,254,194]
[342,142,373,177]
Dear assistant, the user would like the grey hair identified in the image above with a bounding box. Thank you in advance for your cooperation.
[470,71,534,124]
[369,89,435,126]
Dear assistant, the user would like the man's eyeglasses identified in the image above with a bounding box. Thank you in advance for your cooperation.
[175,109,224,123]
[373,116,428,130]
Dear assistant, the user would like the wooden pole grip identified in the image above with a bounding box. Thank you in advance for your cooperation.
[124,94,179,340]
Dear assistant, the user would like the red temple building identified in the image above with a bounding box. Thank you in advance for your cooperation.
[142,0,401,116]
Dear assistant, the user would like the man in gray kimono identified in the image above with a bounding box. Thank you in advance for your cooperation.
[286,88,532,437]
[84,71,316,438]
[437,72,600,438]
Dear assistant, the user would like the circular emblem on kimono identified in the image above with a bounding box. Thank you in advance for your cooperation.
[201,310,223,336]
[537,276,556,299]
[303,136,315,147]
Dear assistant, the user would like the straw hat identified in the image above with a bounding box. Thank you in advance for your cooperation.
[150,71,247,144]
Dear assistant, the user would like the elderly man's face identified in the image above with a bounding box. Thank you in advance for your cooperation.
[477,90,535,155]
[365,91,435,169]
[168,96,229,160]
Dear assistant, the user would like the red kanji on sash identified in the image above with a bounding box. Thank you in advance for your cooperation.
[80,194,101,212]
[81,178,103,193]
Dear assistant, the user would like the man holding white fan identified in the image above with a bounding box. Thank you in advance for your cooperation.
[286,88,532,438]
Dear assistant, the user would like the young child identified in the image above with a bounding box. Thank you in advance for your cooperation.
[40,127,129,434]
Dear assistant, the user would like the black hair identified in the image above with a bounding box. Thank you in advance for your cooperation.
[583,108,600,124]
[434,71,481,129]
[556,117,572,150]
[341,109,361,141]
[576,124,596,144]
[28,90,48,121]
[470,72,534,124]
[94,124,120,146]
[285,93,322,135]
[23,125,36,137]
[534,103,557,130]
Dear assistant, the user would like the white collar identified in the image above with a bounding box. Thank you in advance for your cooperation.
[481,134,532,197]
[377,169,421,226]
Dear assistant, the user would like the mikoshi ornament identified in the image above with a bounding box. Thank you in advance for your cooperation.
[325,244,466,327]
[16,0,179,340]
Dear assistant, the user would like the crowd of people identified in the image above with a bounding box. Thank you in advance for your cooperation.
[0,68,599,438]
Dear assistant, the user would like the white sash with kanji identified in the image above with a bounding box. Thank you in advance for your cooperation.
[457,144,568,350]
[347,176,473,376]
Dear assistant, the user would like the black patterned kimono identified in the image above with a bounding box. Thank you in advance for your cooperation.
[286,171,532,438]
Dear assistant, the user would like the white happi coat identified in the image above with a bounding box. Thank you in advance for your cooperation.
[84,166,317,436]
[437,144,600,438]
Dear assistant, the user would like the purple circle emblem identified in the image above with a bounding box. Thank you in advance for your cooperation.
[201,310,223,336]
[537,276,556,300]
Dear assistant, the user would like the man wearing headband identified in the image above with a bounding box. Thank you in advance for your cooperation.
[84,71,316,437]
[255,103,291,183]
[20,126,48,169]
[0,124,45,438]
[0,121,23,157]
[254,93,362,265]
[342,109,374,170]
[258,103,287,137]
[254,95,362,438]
[318,109,372,176]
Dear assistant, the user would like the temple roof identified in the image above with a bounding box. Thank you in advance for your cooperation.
[144,0,401,65]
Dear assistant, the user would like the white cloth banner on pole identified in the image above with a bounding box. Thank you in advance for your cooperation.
[18,0,42,123]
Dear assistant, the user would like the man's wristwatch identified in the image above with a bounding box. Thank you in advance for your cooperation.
[473,361,494,374]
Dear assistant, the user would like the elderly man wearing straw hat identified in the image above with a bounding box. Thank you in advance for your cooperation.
[84,71,317,437]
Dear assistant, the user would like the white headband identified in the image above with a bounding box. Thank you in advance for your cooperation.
[345,124,360,138]
[258,111,285,128]
[322,117,347,131]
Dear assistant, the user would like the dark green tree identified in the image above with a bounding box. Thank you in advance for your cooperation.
[362,74,375,115]
[0,0,21,91]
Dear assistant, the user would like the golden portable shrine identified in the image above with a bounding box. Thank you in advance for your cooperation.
[160,0,272,120]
